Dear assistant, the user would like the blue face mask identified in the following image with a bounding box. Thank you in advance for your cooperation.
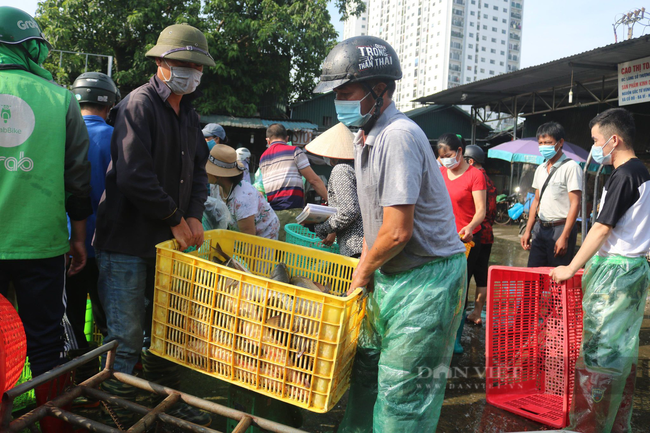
[334,92,373,127]
[591,136,614,165]
[538,144,558,160]
[206,139,216,150]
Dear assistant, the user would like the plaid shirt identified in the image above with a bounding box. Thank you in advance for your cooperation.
[478,167,497,244]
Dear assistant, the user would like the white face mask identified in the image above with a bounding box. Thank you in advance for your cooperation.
[161,60,203,95]
[441,153,461,169]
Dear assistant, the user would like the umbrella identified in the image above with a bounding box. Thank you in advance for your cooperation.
[487,137,589,165]
[487,137,604,194]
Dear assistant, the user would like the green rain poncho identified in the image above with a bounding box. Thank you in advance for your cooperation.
[338,252,467,432]
[568,255,650,433]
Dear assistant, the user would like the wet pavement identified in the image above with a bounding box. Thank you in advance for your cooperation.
[175,224,650,432]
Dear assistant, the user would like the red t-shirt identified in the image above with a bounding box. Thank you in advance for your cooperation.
[441,164,487,233]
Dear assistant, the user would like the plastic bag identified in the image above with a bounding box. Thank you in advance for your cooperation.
[338,253,467,433]
[253,168,266,198]
[508,202,524,220]
[568,255,650,433]
[202,194,232,231]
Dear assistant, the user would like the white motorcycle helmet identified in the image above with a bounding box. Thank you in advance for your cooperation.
[236,147,251,161]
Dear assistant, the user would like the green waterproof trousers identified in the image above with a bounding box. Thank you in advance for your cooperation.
[568,255,650,433]
[338,253,467,433]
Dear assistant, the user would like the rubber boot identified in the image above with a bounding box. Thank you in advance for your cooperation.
[34,372,74,433]
[141,348,212,427]
[454,312,466,354]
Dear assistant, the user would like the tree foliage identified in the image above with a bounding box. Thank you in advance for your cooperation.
[35,0,365,117]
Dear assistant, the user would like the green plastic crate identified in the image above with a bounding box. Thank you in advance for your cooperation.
[284,223,340,254]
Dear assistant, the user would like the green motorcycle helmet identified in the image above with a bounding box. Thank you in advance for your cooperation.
[71,72,120,106]
[0,6,52,49]
[145,24,215,67]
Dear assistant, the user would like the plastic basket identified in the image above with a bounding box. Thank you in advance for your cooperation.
[284,224,340,254]
[151,229,365,413]
[12,358,36,412]
[485,266,584,429]
[0,293,26,395]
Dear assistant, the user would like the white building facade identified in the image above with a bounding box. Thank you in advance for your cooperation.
[344,0,523,111]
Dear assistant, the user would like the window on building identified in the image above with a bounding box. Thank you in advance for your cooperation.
[501,40,506,44]
[481,57,485,62]
[482,35,487,40]
[483,25,488,29]
[467,66,472,70]
[502,19,507,24]
[467,77,472,82]
[484,3,489,6]
[493,16,498,21]
[491,48,496,53]
[362,17,366,20]
[323,116,332,127]
[500,61,504,65]
[492,37,497,42]
[490,59,495,64]
[469,32,474,37]
[471,11,476,15]
[503,7,507,12]
[500,50,505,55]
[469,43,474,48]
[470,22,474,27]
[480,68,485,73]
[492,27,497,32]
[481,47,486,51]
[362,25,366,28]
[468,55,473,59]
[490,70,495,75]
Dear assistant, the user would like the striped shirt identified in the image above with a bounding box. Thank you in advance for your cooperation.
[260,141,310,210]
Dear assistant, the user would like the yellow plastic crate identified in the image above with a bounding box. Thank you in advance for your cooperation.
[151,230,365,413]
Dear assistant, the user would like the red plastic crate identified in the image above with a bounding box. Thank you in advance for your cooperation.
[485,266,583,429]
[0,293,27,395]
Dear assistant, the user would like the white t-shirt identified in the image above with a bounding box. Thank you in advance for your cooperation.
[532,153,583,221]
[226,181,280,240]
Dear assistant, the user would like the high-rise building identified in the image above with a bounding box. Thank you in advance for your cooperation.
[343,1,370,38]
[343,0,524,111]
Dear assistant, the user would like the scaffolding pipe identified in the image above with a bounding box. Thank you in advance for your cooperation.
[581,152,594,240]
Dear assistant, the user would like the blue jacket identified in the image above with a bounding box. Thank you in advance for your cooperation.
[84,115,113,257]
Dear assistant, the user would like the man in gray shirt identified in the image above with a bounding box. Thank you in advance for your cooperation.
[314,36,467,432]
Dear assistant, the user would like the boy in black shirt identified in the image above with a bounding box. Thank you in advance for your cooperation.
[551,108,650,432]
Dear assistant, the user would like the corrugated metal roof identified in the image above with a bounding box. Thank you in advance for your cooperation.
[413,36,650,108]
[261,119,318,130]
[199,114,317,131]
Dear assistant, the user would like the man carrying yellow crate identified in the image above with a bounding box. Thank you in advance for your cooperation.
[313,36,467,432]
[93,23,214,427]
[551,108,650,433]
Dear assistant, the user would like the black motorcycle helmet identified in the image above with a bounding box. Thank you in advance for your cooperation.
[464,144,486,165]
[313,36,402,94]
[71,72,120,106]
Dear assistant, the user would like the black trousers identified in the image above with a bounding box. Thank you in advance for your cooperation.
[527,222,578,267]
[65,257,107,349]
[0,256,67,377]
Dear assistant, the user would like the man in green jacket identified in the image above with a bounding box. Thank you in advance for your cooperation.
[0,7,92,433]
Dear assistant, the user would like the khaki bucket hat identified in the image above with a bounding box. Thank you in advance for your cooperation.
[305,122,355,160]
[206,144,244,178]
[146,24,215,67]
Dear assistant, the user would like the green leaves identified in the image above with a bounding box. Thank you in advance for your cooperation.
[36,0,360,117]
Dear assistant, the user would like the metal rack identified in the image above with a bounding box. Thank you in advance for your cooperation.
[1,341,306,433]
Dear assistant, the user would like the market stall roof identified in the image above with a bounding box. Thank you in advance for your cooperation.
[413,36,650,111]
[200,114,317,131]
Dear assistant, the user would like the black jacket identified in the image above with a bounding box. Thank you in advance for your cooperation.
[94,75,208,258]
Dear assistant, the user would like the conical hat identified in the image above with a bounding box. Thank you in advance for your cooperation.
[305,123,354,160]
